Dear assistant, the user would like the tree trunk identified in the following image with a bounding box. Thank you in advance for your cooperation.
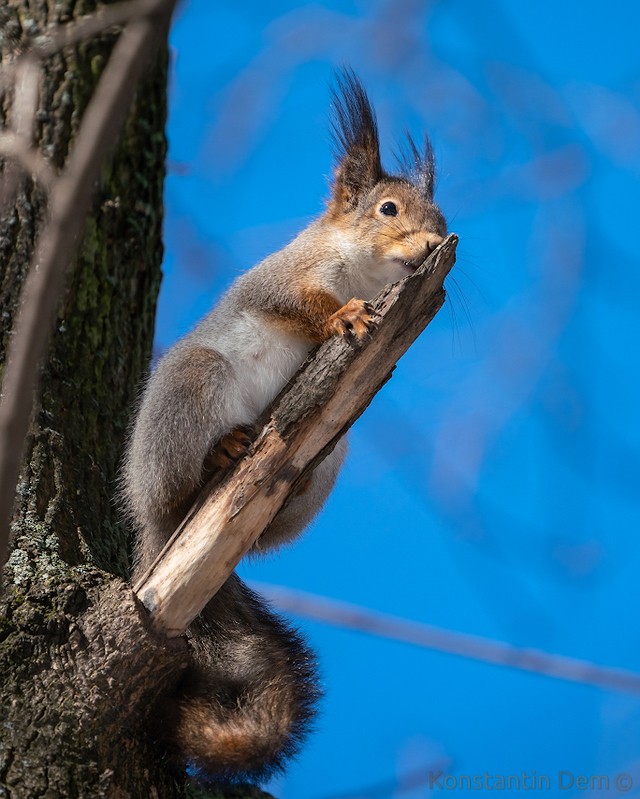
[0,0,166,580]
[0,3,207,797]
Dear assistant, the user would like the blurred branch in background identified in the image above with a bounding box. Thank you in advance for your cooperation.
[315,758,451,799]
[254,581,640,696]
[0,0,178,571]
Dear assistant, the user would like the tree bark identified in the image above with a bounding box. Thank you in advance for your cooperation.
[0,3,193,797]
[0,0,166,578]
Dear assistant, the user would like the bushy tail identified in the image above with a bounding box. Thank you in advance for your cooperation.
[156,574,320,784]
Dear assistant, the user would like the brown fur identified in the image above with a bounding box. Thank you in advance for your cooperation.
[154,576,319,783]
[259,288,342,343]
[327,178,446,260]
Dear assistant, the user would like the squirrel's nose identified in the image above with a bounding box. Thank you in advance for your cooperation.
[415,233,443,265]
[426,233,444,254]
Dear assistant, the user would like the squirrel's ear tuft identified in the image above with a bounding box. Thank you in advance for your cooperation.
[396,132,436,200]
[329,68,383,211]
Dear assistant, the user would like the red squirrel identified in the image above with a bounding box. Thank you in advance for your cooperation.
[122,69,447,783]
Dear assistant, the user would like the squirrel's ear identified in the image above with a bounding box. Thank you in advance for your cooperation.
[396,132,436,200]
[329,69,383,211]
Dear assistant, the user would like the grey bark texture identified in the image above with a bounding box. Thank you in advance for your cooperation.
[0,3,270,797]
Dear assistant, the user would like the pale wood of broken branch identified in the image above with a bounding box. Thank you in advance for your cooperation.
[134,234,458,637]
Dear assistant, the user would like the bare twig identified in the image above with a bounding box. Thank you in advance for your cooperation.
[0,0,165,73]
[134,235,458,637]
[0,0,178,570]
[0,132,55,189]
[253,581,640,696]
[0,57,45,214]
[0,0,166,198]
[30,0,169,58]
[11,57,39,138]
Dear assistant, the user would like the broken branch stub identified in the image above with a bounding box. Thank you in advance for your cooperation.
[134,234,458,637]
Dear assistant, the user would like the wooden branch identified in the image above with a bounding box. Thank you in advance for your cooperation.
[135,234,458,637]
[0,0,177,571]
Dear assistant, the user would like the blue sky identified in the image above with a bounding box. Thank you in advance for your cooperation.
[161,2,640,796]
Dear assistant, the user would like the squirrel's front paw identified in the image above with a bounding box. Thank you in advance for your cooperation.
[205,425,254,471]
[325,298,376,340]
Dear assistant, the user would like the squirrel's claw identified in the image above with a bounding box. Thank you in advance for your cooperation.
[326,298,376,340]
[205,426,254,471]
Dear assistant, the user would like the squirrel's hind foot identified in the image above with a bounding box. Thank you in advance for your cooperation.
[205,425,255,471]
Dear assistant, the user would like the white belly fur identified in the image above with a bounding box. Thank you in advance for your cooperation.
[213,311,312,424]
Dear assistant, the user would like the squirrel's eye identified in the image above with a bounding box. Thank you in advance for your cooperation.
[379,201,398,217]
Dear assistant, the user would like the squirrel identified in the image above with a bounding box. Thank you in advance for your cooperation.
[121,69,447,783]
